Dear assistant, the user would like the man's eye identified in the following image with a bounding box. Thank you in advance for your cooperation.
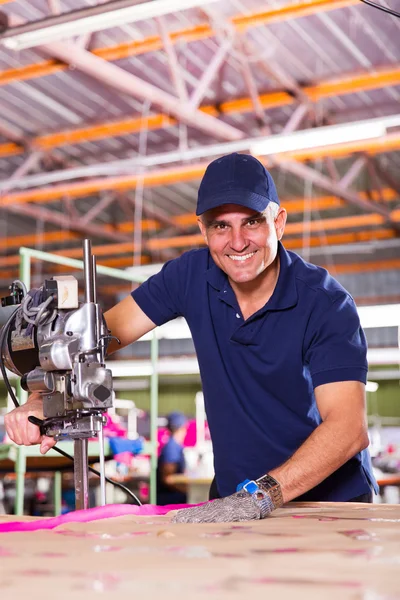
[246,219,261,227]
[214,223,227,230]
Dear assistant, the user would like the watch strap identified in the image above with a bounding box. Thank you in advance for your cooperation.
[255,473,284,509]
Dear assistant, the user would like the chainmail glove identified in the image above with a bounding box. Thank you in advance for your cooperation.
[172,488,275,524]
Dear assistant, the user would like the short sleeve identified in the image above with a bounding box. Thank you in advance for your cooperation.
[132,255,188,326]
[160,441,183,464]
[304,294,368,388]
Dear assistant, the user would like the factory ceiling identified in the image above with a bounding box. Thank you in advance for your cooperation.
[0,0,399,308]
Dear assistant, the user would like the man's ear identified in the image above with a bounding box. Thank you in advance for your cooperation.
[197,217,208,243]
[274,208,287,241]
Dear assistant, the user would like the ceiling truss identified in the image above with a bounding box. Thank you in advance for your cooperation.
[0,0,399,300]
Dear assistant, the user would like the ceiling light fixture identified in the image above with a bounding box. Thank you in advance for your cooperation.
[250,115,400,157]
[358,304,400,329]
[1,114,399,192]
[0,0,219,51]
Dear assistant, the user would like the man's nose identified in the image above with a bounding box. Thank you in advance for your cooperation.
[229,227,248,252]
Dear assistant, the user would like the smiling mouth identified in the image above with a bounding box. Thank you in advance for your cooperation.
[227,251,256,262]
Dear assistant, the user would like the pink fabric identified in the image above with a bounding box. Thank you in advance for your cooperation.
[158,419,211,452]
[103,413,128,438]
[184,419,211,447]
[0,503,198,534]
[113,451,134,466]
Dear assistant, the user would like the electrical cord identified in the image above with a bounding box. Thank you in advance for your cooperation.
[359,0,400,18]
[0,310,142,506]
[0,306,21,410]
[21,291,57,327]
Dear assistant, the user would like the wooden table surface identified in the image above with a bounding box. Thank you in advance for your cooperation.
[0,441,111,472]
[1,502,400,600]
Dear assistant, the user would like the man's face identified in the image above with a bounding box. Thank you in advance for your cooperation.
[198,204,287,285]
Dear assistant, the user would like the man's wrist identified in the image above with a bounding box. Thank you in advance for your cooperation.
[255,473,284,509]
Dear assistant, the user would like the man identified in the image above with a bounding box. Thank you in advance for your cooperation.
[157,411,188,506]
[5,153,377,523]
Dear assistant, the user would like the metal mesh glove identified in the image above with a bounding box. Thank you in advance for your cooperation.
[172,489,275,524]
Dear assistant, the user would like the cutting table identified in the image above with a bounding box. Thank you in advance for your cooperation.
[0,502,399,600]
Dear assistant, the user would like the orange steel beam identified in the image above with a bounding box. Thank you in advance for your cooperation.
[0,0,357,89]
[0,225,396,268]
[0,164,205,204]
[1,134,399,207]
[145,210,399,251]
[0,269,16,280]
[285,213,386,235]
[284,228,396,249]
[124,227,398,255]
[1,237,399,281]
[2,64,400,157]
[173,188,397,226]
[1,188,397,256]
[0,220,159,253]
[322,257,400,275]
[0,230,81,251]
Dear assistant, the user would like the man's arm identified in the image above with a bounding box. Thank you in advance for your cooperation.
[5,295,157,449]
[105,295,157,354]
[172,380,369,523]
[4,392,56,454]
[160,463,188,494]
[268,380,369,502]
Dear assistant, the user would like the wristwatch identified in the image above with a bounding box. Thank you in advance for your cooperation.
[238,480,275,519]
[256,473,284,509]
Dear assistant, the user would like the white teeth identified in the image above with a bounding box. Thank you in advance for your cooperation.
[228,252,255,261]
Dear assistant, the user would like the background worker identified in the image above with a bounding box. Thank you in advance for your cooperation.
[4,153,378,523]
[156,411,188,506]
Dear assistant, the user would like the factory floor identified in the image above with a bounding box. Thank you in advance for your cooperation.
[0,502,399,599]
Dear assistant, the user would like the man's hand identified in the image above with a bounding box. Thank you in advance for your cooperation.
[172,488,275,523]
[4,392,56,454]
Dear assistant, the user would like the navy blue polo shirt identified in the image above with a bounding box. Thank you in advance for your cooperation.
[132,243,378,501]
[158,438,186,474]
[156,438,186,505]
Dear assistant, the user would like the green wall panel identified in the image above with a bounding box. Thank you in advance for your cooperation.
[367,380,400,419]
[2,379,400,419]
[117,383,202,417]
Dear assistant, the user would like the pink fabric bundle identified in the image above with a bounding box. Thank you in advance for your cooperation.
[0,503,194,533]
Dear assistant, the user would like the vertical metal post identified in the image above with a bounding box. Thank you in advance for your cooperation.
[92,252,106,505]
[149,332,159,505]
[71,240,94,510]
[91,254,97,303]
[15,252,31,515]
[98,421,106,506]
[74,439,89,510]
[14,385,26,516]
[53,471,62,516]
[83,239,95,303]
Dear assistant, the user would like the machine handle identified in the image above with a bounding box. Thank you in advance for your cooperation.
[27,415,46,436]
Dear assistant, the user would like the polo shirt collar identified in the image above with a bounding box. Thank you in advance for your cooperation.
[205,241,298,311]
[266,242,298,311]
[205,254,227,292]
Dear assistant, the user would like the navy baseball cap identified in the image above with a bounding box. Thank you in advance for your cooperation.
[196,152,280,216]
[166,411,187,432]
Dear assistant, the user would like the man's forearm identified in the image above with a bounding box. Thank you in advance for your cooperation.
[268,419,369,503]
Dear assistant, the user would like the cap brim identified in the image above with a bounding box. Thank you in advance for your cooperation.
[196,189,276,216]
